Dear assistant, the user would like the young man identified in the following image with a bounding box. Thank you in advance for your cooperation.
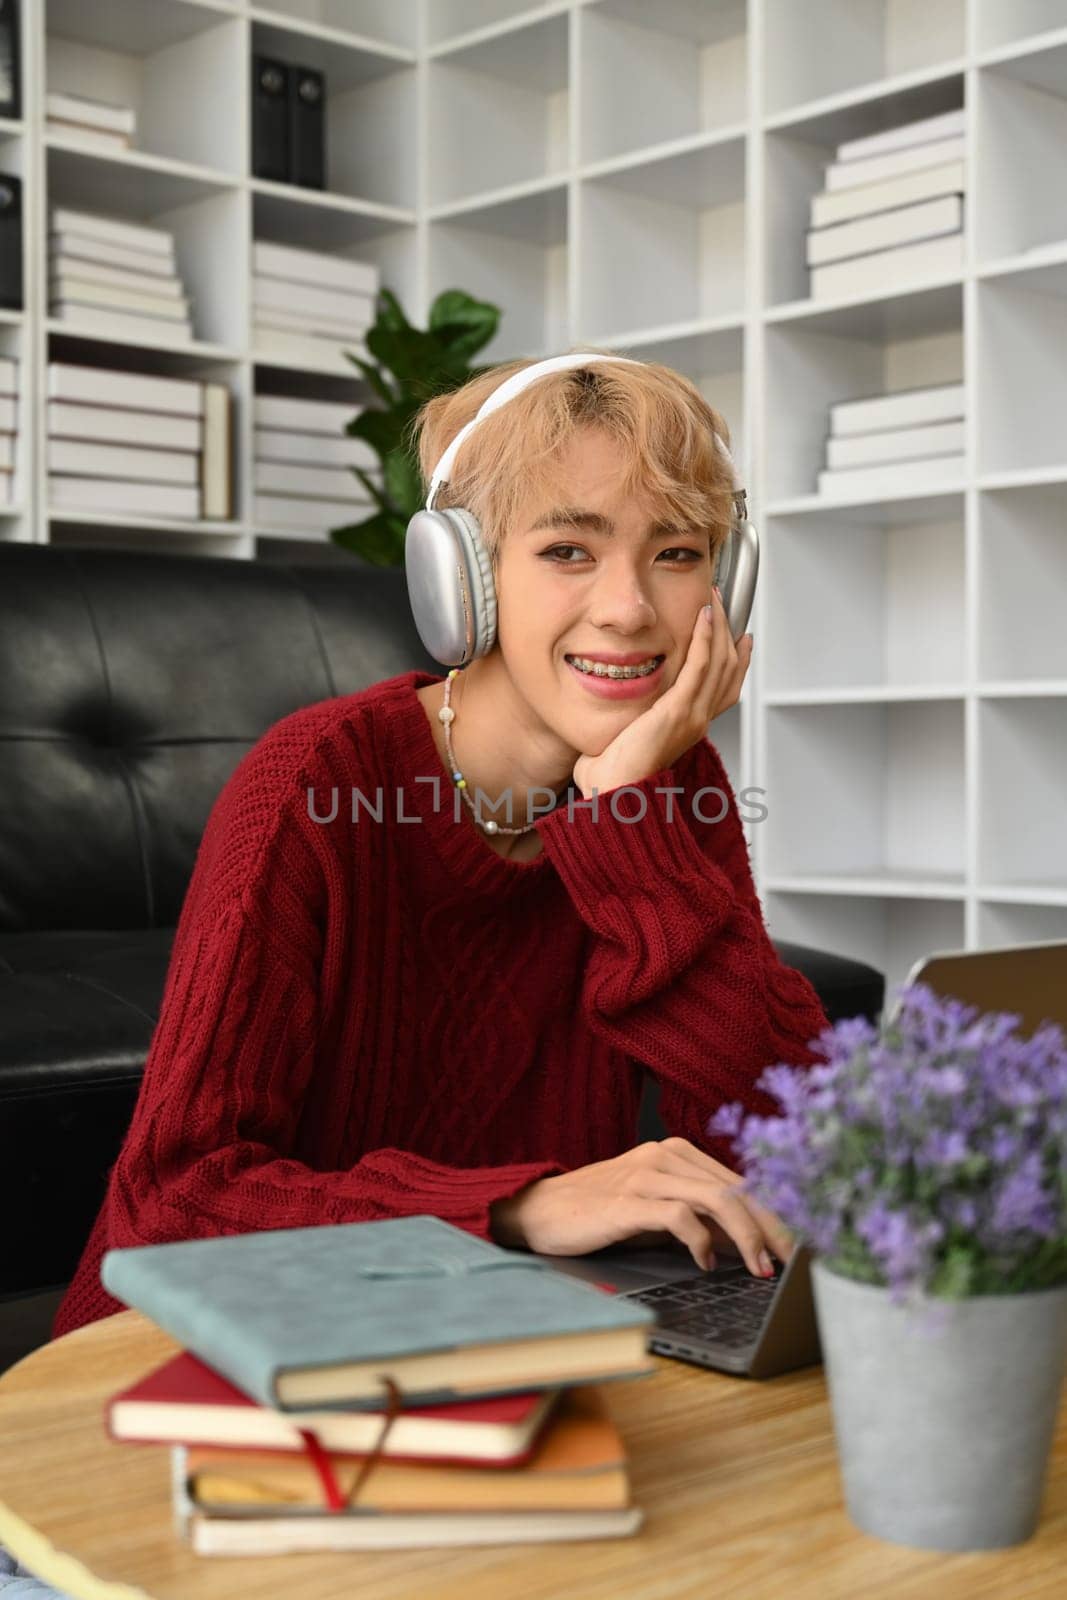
[52,351,830,1345]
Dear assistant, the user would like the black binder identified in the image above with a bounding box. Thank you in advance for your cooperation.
[0,0,19,121]
[289,65,326,190]
[0,172,21,309]
[252,55,289,182]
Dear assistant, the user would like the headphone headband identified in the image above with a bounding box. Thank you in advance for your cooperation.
[425,351,742,513]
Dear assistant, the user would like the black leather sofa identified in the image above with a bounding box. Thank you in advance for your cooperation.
[0,544,885,1354]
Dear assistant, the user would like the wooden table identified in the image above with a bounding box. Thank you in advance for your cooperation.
[1,1309,1065,1600]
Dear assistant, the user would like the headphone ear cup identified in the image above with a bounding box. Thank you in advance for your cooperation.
[441,507,498,661]
[404,505,498,665]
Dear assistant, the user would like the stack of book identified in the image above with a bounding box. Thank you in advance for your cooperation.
[817,381,966,499]
[47,362,232,521]
[252,239,377,368]
[45,90,136,151]
[254,391,382,533]
[806,107,965,301]
[102,1215,655,1553]
[49,206,194,345]
[0,353,17,505]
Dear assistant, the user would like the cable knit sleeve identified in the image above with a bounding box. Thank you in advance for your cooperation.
[534,734,832,1170]
[51,711,566,1340]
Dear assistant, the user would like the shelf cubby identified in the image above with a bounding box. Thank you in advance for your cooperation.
[976,0,1067,55]
[762,283,964,503]
[578,136,746,341]
[251,2,419,52]
[977,694,1067,894]
[976,263,1067,473]
[428,184,568,362]
[425,0,554,49]
[250,16,417,210]
[764,699,967,885]
[426,12,569,207]
[761,0,965,120]
[765,890,967,1003]
[763,502,965,695]
[977,899,1067,944]
[975,36,1067,263]
[578,0,746,167]
[45,1,246,177]
[977,479,1067,682]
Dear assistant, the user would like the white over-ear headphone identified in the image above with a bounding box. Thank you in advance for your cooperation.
[404,351,758,667]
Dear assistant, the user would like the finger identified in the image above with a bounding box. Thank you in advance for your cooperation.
[674,593,735,721]
[628,1198,718,1272]
[653,1139,793,1265]
[636,1169,771,1277]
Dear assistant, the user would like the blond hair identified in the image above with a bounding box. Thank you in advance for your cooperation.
[408,346,736,569]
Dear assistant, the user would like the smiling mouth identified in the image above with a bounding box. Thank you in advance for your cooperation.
[564,654,666,680]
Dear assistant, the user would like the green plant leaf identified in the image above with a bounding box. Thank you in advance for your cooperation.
[329,510,406,566]
[383,447,425,515]
[429,289,501,361]
[351,465,391,511]
[343,350,397,408]
[376,287,413,334]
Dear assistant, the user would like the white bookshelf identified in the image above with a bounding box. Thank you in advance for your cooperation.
[4,0,1067,992]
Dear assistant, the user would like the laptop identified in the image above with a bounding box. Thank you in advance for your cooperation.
[533,938,1067,1379]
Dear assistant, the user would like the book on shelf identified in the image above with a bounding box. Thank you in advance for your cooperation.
[253,326,366,367]
[50,302,194,344]
[48,401,201,451]
[254,273,376,326]
[201,382,231,521]
[255,461,380,499]
[809,230,963,300]
[829,382,965,436]
[806,194,964,268]
[817,452,965,499]
[45,90,135,135]
[50,276,190,320]
[254,427,377,470]
[0,465,11,502]
[0,173,22,310]
[255,308,372,342]
[253,239,379,297]
[253,394,358,435]
[0,353,17,395]
[289,64,326,190]
[99,1215,656,1413]
[810,159,966,230]
[256,492,377,528]
[825,134,966,193]
[252,55,289,184]
[51,206,175,259]
[47,438,199,485]
[825,419,965,470]
[835,107,965,166]
[49,476,201,518]
[0,0,20,121]
[50,229,176,278]
[0,434,14,469]
[0,395,17,432]
[50,257,186,297]
[48,361,204,416]
[46,121,132,152]
[108,1347,561,1463]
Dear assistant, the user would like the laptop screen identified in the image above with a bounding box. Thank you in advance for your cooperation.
[886,940,1067,1038]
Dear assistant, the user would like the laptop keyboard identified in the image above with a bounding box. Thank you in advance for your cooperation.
[627,1268,782,1350]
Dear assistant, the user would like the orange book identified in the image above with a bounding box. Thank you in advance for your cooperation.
[184,1385,630,1514]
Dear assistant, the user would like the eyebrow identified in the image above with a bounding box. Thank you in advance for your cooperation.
[528,507,684,539]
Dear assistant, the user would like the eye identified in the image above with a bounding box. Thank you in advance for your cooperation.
[539,545,703,564]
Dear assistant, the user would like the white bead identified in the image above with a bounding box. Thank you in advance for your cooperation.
[484,819,499,834]
[438,706,455,724]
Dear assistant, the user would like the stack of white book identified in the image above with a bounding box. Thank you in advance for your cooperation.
[254,393,382,532]
[817,382,966,499]
[46,91,136,152]
[49,207,194,345]
[47,362,232,521]
[252,240,378,368]
[0,355,18,505]
[806,108,966,301]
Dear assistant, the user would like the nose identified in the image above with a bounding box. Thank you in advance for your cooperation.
[587,555,657,633]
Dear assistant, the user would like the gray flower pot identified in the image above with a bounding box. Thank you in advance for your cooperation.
[811,1258,1067,1551]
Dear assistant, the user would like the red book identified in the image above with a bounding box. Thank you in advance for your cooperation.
[106,1349,561,1467]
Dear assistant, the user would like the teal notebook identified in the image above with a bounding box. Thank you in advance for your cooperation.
[101,1215,656,1413]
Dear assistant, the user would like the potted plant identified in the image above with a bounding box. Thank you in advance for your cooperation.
[331,287,501,567]
[708,982,1067,1552]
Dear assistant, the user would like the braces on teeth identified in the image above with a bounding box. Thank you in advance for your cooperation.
[568,657,663,679]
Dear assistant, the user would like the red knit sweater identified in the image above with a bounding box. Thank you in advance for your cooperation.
[53,669,831,1339]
